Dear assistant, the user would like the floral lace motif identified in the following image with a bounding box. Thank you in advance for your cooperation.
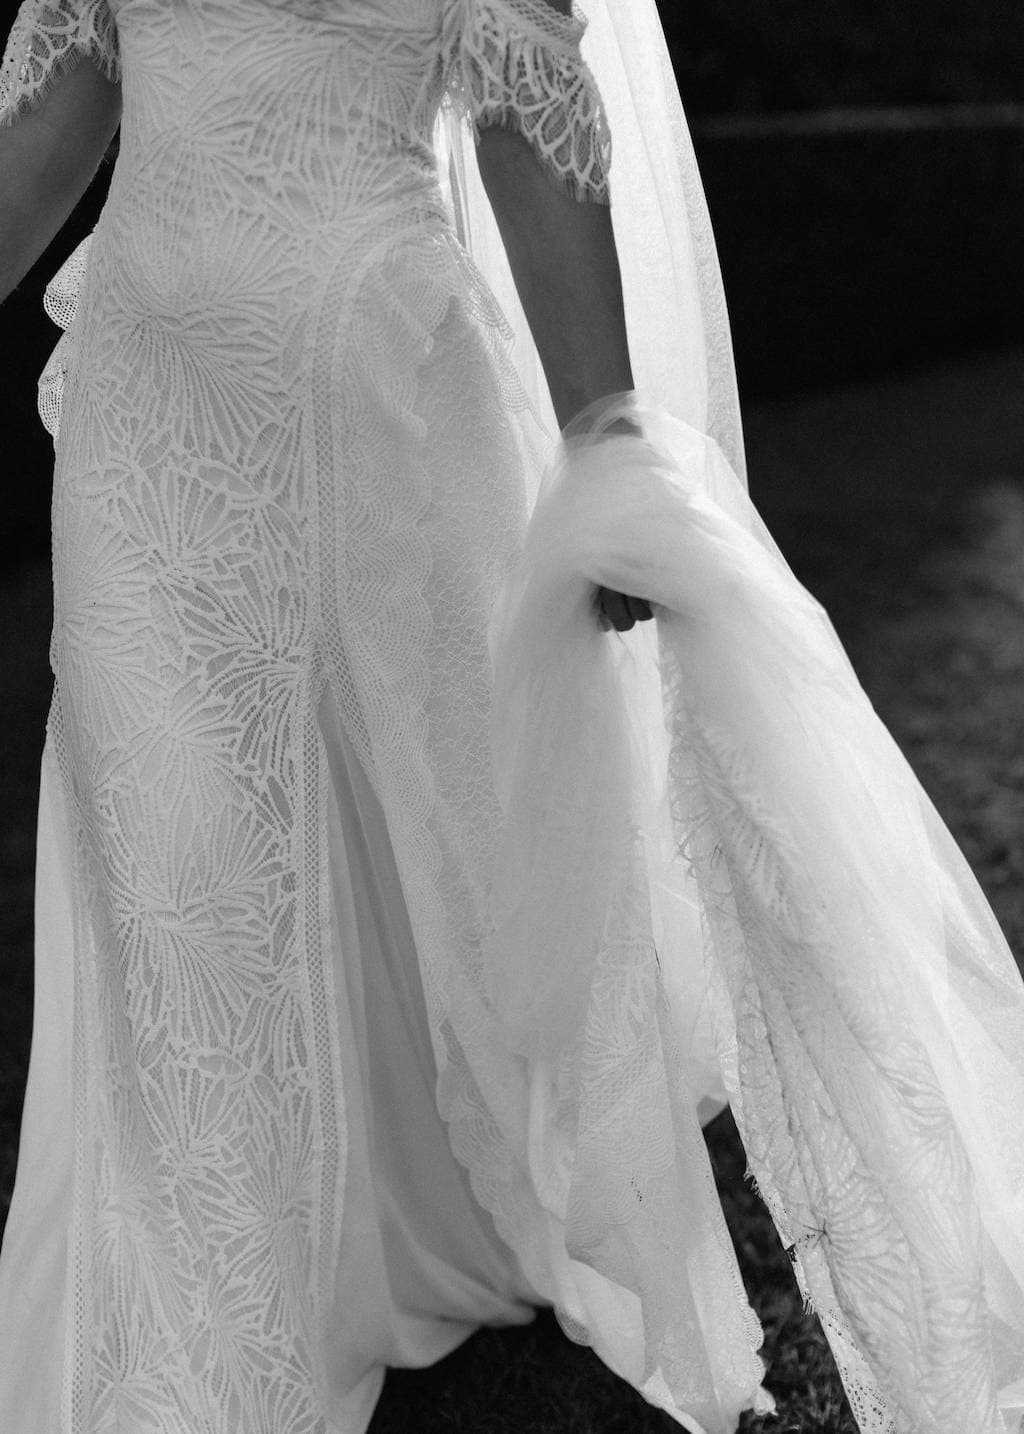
[1,2,682,1432]
[457,0,611,202]
[0,0,119,125]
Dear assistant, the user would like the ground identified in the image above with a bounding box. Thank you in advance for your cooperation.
[1,345,1022,1430]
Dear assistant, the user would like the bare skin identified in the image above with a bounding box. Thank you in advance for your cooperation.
[0,58,120,302]
[476,0,653,634]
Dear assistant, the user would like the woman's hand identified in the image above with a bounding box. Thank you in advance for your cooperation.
[595,586,653,632]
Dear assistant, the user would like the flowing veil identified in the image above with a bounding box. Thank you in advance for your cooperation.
[436,0,746,494]
[440,6,1024,1430]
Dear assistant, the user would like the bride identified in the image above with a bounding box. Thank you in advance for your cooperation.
[2,2,1023,1432]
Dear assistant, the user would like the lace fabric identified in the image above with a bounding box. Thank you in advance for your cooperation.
[456,0,612,202]
[0,0,119,124]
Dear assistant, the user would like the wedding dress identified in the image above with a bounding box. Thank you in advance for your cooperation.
[2,3,1024,1433]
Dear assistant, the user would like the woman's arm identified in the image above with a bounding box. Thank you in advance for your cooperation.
[474,54,650,632]
[476,123,633,431]
[0,57,120,303]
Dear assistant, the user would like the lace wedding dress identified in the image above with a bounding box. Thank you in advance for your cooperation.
[3,3,1024,1433]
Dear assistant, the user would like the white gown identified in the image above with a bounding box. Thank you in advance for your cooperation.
[2,3,1024,1433]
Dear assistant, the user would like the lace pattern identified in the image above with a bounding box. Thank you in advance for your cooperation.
[455,0,611,202]
[10,5,512,1429]
[38,233,91,438]
[0,0,119,125]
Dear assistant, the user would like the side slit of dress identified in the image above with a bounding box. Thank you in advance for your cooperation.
[315,688,536,1400]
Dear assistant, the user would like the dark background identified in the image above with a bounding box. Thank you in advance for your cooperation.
[668,0,1024,114]
[674,0,1024,403]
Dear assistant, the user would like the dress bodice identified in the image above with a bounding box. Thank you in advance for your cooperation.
[3,0,616,452]
[107,0,455,268]
[2,0,612,210]
[9,0,608,322]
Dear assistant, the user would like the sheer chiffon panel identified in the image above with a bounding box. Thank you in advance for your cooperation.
[314,688,539,1422]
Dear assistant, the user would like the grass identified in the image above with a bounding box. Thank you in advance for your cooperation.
[2,349,1023,1430]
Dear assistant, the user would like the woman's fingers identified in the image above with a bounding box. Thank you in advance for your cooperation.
[604,588,630,630]
[594,586,653,632]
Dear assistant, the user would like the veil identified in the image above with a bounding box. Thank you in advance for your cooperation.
[435,0,748,505]
[440,8,1024,1427]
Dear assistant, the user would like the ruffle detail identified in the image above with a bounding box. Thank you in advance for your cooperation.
[37,232,91,440]
[0,0,120,127]
[453,0,611,203]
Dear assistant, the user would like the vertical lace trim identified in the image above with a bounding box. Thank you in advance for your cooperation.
[0,0,119,126]
[455,0,611,203]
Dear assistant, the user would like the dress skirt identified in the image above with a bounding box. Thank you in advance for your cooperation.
[0,711,538,1434]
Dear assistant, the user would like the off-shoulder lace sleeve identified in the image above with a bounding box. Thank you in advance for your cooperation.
[0,0,119,126]
[454,0,611,203]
